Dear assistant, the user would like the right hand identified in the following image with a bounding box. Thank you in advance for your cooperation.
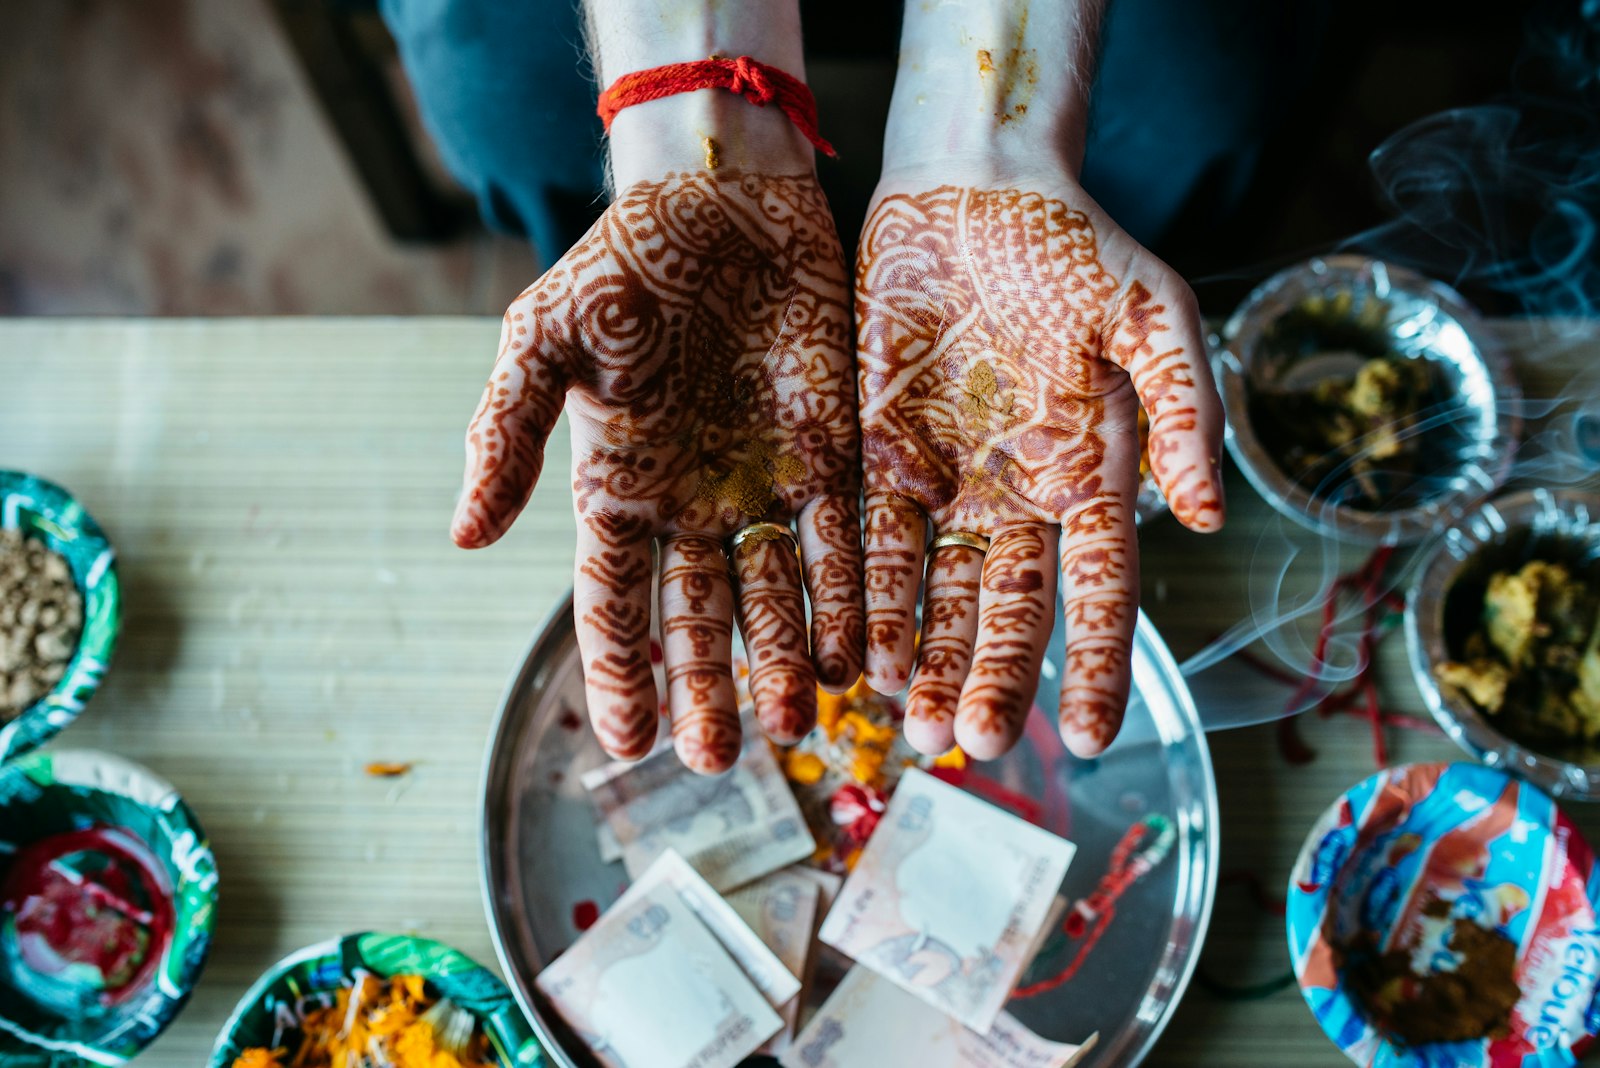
[452,169,863,774]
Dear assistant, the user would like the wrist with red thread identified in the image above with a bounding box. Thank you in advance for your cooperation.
[598,55,837,158]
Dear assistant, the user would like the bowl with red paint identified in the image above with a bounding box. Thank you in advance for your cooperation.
[0,749,218,1065]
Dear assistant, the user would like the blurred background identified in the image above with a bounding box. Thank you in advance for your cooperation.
[0,0,1589,318]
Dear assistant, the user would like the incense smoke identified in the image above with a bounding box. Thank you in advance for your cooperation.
[1180,0,1600,731]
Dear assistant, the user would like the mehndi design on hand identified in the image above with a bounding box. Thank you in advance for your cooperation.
[455,171,863,774]
[856,184,1224,760]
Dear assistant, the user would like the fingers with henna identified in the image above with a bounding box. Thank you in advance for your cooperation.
[733,531,818,745]
[862,492,926,694]
[659,534,741,775]
[904,542,982,755]
[1105,277,1225,533]
[797,494,866,694]
[573,515,660,761]
[452,283,573,549]
[956,525,1059,760]
[1055,485,1139,758]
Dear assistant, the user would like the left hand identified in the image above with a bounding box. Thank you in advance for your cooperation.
[855,168,1225,760]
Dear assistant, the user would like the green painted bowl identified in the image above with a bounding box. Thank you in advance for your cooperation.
[208,932,547,1068]
[0,471,120,762]
[0,749,219,1065]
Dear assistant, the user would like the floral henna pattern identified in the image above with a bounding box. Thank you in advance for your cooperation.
[903,544,982,755]
[733,536,818,745]
[862,493,925,693]
[797,493,866,692]
[659,534,739,774]
[455,171,862,773]
[574,513,657,760]
[960,525,1060,759]
[855,184,1224,758]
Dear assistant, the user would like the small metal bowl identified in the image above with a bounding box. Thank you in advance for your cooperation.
[1406,488,1600,799]
[1215,256,1520,544]
[0,471,121,761]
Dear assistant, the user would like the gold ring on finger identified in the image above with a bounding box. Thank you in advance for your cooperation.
[929,531,991,555]
[727,521,800,557]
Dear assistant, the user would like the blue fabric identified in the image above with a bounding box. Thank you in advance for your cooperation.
[379,0,606,262]
[382,0,1326,263]
[1083,0,1329,244]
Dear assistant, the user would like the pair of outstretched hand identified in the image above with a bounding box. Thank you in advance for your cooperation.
[451,166,1224,775]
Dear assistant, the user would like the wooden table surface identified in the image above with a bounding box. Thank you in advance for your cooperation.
[2,317,1596,1067]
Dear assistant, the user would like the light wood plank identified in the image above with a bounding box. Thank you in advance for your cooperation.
[0,317,1594,1067]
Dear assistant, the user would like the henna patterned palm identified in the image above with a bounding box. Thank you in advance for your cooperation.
[454,171,863,774]
[856,180,1224,760]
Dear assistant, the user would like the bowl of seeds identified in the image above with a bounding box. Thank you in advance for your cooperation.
[0,471,120,762]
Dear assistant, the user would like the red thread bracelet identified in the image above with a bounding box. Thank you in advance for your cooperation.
[598,55,837,158]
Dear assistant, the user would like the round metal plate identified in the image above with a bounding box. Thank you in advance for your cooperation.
[481,597,1218,1067]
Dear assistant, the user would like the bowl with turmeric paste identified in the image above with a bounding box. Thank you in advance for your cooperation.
[1407,488,1600,799]
[1287,762,1600,1066]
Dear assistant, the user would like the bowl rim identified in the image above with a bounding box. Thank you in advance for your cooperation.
[1404,486,1600,800]
[1214,255,1522,545]
[0,748,218,1063]
[206,931,543,1068]
[0,470,121,762]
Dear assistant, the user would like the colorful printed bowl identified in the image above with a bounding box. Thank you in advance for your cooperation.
[0,749,218,1065]
[0,471,120,762]
[1288,762,1600,1067]
[208,932,547,1068]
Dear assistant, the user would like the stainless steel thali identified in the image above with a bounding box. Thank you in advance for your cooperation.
[481,594,1218,1068]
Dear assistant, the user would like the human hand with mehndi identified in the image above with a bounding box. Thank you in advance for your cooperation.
[858,0,1226,761]
[451,0,863,775]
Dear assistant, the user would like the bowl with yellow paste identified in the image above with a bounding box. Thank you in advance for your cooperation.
[1407,487,1600,799]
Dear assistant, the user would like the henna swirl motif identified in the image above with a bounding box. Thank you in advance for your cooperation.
[856,184,1224,758]
[455,171,863,773]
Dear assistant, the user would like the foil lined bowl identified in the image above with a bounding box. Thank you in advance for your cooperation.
[1405,488,1600,800]
[1215,256,1520,544]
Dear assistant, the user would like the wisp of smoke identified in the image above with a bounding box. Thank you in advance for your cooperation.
[1181,0,1600,732]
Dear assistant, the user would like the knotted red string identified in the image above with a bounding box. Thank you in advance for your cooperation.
[598,55,838,158]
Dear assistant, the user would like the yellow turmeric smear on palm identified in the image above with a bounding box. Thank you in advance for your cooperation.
[696,438,805,519]
[957,359,1011,425]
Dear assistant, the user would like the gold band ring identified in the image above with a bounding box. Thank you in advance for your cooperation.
[929,531,991,554]
[728,521,800,556]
